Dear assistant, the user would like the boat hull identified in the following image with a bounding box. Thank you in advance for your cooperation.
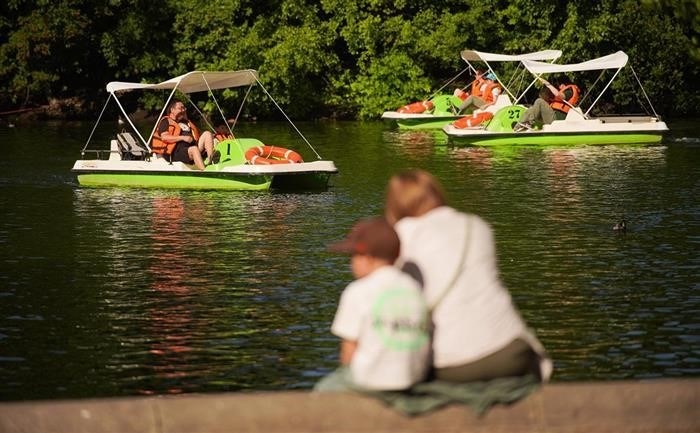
[72,159,337,191]
[383,94,516,130]
[76,172,272,190]
[443,113,669,146]
[444,130,665,146]
[383,113,462,130]
[382,94,464,130]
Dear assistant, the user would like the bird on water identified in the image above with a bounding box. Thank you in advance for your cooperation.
[613,218,627,232]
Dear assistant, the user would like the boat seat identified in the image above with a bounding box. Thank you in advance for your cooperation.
[116,132,148,160]
[484,94,513,113]
[109,139,121,161]
[565,107,586,120]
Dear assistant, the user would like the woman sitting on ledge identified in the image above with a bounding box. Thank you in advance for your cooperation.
[384,169,552,383]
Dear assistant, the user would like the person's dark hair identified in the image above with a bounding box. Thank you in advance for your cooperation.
[167,100,183,113]
[539,86,555,103]
[327,217,401,263]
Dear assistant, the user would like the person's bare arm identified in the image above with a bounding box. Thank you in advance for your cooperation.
[339,339,357,365]
[161,130,193,143]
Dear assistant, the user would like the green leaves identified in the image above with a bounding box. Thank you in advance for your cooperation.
[350,52,432,119]
[0,0,697,119]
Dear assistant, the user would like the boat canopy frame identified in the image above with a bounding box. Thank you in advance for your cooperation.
[81,70,323,160]
[516,51,661,119]
[425,50,563,102]
[457,49,563,101]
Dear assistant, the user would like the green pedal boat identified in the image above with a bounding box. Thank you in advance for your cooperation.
[72,70,337,191]
[443,51,669,146]
[381,49,562,130]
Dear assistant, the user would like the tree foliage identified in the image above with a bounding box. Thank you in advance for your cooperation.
[0,0,697,119]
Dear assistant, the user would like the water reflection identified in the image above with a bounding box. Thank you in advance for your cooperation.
[1,122,698,400]
[70,188,348,395]
[448,146,495,169]
[382,130,448,161]
[142,195,210,394]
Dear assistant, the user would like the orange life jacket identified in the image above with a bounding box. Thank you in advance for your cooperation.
[550,84,581,113]
[471,76,487,97]
[480,81,502,104]
[453,88,469,100]
[151,116,201,155]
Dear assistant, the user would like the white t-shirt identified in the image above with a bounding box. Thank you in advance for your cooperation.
[395,206,551,379]
[331,266,430,390]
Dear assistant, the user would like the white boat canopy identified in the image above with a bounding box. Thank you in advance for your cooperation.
[106,70,259,94]
[461,49,563,62]
[426,49,563,101]
[456,50,563,101]
[516,51,660,118]
[87,69,319,158]
[521,51,628,74]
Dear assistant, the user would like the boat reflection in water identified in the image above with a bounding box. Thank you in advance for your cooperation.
[71,187,337,395]
[142,195,210,394]
[36,130,694,400]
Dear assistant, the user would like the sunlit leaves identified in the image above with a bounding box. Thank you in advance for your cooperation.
[0,0,697,119]
[350,52,432,119]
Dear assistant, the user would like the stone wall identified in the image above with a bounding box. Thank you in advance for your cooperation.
[0,379,698,433]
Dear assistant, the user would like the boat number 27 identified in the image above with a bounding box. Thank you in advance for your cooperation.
[507,109,520,119]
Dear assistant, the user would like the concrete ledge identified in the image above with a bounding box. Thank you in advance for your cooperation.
[0,379,698,433]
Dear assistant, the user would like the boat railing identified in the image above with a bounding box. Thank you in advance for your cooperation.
[597,116,658,123]
[80,148,116,160]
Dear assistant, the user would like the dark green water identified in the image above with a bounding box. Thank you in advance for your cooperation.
[0,120,698,401]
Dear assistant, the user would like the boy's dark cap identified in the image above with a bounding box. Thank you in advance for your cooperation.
[328,217,400,262]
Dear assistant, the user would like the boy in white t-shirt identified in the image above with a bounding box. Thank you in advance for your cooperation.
[314,217,430,392]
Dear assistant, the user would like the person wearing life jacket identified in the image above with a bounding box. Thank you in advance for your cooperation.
[454,70,485,101]
[514,77,580,132]
[214,124,234,143]
[457,71,502,115]
[549,82,580,114]
[471,71,486,96]
[151,100,216,170]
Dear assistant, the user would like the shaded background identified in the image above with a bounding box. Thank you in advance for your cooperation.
[1,0,698,120]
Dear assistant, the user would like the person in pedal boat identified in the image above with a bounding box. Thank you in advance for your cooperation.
[514,77,581,131]
[385,169,552,383]
[457,71,502,115]
[214,124,234,143]
[152,100,216,170]
[315,217,430,392]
